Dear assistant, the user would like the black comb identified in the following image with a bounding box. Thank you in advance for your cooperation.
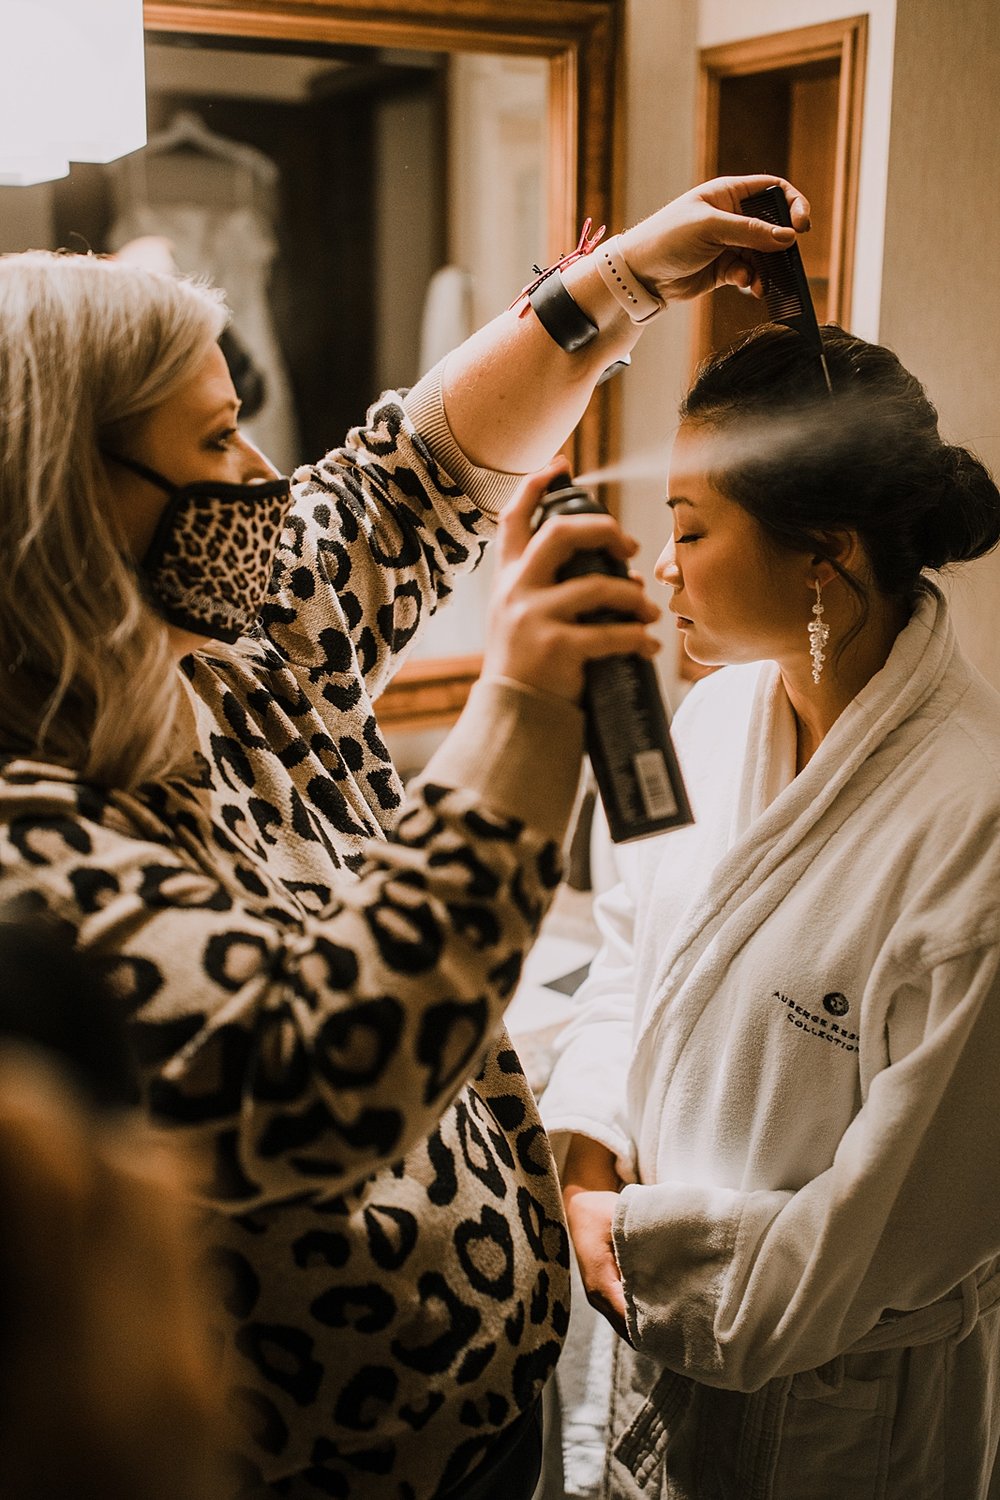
[740,184,832,395]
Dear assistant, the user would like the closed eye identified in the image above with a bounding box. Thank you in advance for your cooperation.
[207,426,239,452]
[676,534,701,544]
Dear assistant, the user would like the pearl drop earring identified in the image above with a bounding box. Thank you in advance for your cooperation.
[808,580,829,685]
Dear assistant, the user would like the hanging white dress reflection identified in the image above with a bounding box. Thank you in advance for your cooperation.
[109,113,301,474]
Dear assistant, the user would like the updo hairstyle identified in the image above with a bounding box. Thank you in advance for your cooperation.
[681,325,1000,613]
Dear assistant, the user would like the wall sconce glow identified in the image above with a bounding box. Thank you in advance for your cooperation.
[0,0,146,186]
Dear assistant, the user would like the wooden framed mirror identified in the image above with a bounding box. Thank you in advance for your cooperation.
[134,0,623,735]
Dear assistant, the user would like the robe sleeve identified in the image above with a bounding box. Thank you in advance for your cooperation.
[541,876,642,1180]
[614,942,1000,1390]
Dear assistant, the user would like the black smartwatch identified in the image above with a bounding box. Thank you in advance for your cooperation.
[527,269,599,352]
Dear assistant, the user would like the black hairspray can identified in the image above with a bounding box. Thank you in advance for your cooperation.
[533,477,693,843]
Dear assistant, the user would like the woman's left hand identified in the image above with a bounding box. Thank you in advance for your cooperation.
[620,174,811,303]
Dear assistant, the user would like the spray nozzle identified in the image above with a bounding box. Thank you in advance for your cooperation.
[531,475,606,534]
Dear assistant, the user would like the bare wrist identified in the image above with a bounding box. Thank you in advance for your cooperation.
[563,1131,622,1191]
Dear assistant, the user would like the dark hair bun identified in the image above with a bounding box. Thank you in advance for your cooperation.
[681,324,1000,601]
[917,445,1000,570]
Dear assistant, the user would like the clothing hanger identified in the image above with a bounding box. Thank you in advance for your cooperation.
[141,110,278,189]
[112,109,278,217]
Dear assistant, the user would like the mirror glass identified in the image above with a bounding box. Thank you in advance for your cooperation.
[10,32,549,671]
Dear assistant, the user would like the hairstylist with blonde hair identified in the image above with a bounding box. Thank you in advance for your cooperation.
[0,177,808,1500]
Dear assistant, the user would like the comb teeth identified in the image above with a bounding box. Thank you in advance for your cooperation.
[740,187,790,226]
[755,250,804,311]
[741,185,805,321]
[740,184,833,395]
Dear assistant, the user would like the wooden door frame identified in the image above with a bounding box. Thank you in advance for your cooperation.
[694,15,868,367]
[682,16,867,683]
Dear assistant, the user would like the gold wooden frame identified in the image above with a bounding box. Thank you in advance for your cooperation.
[143,0,624,730]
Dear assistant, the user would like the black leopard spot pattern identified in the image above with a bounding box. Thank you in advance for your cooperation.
[0,395,573,1500]
[147,481,294,643]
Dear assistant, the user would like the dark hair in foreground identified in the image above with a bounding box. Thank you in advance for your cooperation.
[681,325,1000,613]
[0,912,140,1109]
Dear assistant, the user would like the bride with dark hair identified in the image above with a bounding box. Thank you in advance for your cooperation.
[548,322,1000,1500]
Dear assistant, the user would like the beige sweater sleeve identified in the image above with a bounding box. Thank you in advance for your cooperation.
[403,361,528,518]
[421,676,585,845]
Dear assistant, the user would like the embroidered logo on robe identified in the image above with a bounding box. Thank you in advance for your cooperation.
[771,990,858,1053]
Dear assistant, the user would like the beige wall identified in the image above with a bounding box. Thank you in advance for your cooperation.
[878,0,1000,686]
[0,181,54,251]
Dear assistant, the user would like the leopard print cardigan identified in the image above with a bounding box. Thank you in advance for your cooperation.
[0,382,584,1498]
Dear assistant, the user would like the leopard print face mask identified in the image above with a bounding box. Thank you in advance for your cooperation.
[107,454,294,643]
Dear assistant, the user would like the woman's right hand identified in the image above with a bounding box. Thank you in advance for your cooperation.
[618,174,811,303]
[481,460,661,703]
[562,1132,631,1341]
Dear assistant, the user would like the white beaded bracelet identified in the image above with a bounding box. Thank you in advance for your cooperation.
[595,235,664,323]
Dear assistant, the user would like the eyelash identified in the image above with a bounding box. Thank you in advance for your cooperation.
[208,427,239,451]
[676,533,701,545]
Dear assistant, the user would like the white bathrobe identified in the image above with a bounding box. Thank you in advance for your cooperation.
[543,585,1000,1497]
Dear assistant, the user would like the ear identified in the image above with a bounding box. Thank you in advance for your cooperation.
[809,529,863,588]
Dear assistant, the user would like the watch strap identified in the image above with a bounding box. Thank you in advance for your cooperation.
[595,235,663,322]
[527,269,599,353]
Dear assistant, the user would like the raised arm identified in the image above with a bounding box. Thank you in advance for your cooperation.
[440,176,810,474]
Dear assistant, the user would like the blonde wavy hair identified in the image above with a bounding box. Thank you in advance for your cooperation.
[0,252,227,790]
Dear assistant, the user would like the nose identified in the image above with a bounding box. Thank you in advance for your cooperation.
[654,535,680,587]
[238,432,282,482]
